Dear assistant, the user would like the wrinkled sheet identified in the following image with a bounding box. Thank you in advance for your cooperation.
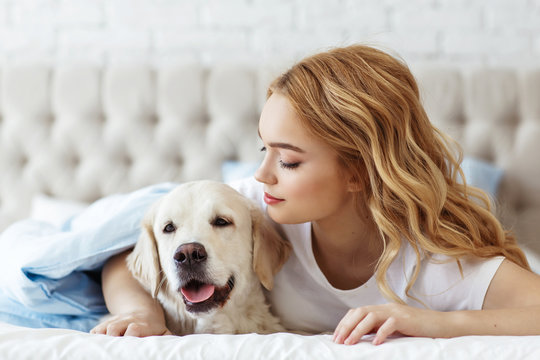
[0,183,176,331]
[1,321,540,360]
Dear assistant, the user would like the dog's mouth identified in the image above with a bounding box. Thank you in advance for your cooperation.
[179,276,235,313]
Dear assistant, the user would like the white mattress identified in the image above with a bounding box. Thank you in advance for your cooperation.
[2,321,540,359]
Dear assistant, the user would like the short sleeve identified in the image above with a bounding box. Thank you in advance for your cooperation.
[408,255,505,311]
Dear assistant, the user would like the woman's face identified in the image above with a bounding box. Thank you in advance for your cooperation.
[255,93,354,225]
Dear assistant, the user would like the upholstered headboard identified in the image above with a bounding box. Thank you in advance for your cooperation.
[0,64,280,230]
[416,67,540,258]
[1,65,539,260]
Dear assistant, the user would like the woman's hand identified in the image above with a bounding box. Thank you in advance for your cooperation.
[90,310,172,337]
[333,260,540,345]
[333,303,444,345]
[94,251,172,337]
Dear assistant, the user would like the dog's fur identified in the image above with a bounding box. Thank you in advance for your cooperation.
[126,180,291,335]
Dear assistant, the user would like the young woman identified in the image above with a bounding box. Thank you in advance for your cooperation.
[92,44,540,345]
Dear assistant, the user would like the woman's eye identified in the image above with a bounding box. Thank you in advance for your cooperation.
[212,217,232,227]
[163,223,176,233]
[279,160,300,170]
[259,145,300,169]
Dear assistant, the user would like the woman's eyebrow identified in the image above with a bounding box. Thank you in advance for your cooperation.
[267,142,306,153]
[258,129,306,153]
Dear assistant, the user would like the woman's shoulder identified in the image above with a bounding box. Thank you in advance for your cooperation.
[406,247,505,310]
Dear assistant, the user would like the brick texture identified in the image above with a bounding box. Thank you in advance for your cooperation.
[0,0,537,66]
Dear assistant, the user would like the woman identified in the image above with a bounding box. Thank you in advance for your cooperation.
[92,44,540,345]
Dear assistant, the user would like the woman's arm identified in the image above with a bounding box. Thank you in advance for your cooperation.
[90,251,172,336]
[333,259,540,345]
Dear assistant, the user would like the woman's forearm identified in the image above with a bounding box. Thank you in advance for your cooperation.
[94,250,170,336]
[102,250,163,316]
[444,307,540,337]
[443,260,540,337]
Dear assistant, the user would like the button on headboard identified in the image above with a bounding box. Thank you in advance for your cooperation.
[417,67,540,256]
[0,64,278,229]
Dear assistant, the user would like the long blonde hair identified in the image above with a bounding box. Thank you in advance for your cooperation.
[268,44,529,304]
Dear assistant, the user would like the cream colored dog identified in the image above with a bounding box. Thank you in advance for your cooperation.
[126,180,291,335]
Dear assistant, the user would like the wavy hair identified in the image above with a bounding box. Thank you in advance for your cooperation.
[268,44,529,304]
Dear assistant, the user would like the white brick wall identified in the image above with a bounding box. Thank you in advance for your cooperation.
[0,0,538,66]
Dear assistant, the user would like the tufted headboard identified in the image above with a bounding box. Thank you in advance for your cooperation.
[416,67,540,258]
[1,65,539,260]
[0,64,280,230]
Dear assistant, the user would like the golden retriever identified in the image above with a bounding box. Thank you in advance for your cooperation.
[126,180,291,335]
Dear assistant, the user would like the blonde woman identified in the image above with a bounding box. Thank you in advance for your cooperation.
[93,45,540,345]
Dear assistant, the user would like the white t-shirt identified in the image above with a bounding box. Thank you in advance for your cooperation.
[230,177,505,333]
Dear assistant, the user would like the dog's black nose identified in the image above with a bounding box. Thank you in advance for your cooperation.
[174,242,207,266]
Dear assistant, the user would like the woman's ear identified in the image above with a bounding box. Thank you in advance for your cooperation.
[347,176,363,192]
[344,163,368,193]
[250,204,291,290]
[346,168,368,192]
[126,200,163,298]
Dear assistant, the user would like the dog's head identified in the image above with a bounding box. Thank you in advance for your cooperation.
[126,180,291,315]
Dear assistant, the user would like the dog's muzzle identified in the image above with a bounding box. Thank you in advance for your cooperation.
[174,242,235,313]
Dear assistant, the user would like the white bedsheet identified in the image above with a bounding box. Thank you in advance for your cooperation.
[1,322,540,360]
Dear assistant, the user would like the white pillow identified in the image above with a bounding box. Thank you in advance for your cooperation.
[30,194,89,228]
[460,157,503,198]
[222,161,260,183]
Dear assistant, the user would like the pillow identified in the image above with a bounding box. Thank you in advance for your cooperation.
[30,195,89,228]
[222,161,260,183]
[460,157,503,199]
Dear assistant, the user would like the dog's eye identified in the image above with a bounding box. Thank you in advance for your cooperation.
[163,222,176,233]
[212,217,232,227]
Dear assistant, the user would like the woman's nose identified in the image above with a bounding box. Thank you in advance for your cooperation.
[254,160,276,185]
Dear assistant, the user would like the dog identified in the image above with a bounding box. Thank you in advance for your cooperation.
[126,180,291,335]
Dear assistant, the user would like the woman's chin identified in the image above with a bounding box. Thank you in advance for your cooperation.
[267,208,306,225]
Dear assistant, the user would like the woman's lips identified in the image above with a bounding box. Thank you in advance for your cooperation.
[264,192,285,205]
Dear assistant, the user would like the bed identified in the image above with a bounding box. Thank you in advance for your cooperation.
[1,63,540,359]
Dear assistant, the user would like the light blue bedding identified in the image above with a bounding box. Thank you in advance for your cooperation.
[0,182,177,332]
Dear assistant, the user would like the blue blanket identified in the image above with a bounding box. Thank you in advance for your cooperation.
[0,183,177,332]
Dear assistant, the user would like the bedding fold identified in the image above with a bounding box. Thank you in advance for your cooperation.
[0,182,177,332]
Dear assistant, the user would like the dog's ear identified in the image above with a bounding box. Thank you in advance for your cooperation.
[126,201,163,298]
[251,204,291,291]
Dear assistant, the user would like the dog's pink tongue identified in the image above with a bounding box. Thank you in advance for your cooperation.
[181,284,215,303]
